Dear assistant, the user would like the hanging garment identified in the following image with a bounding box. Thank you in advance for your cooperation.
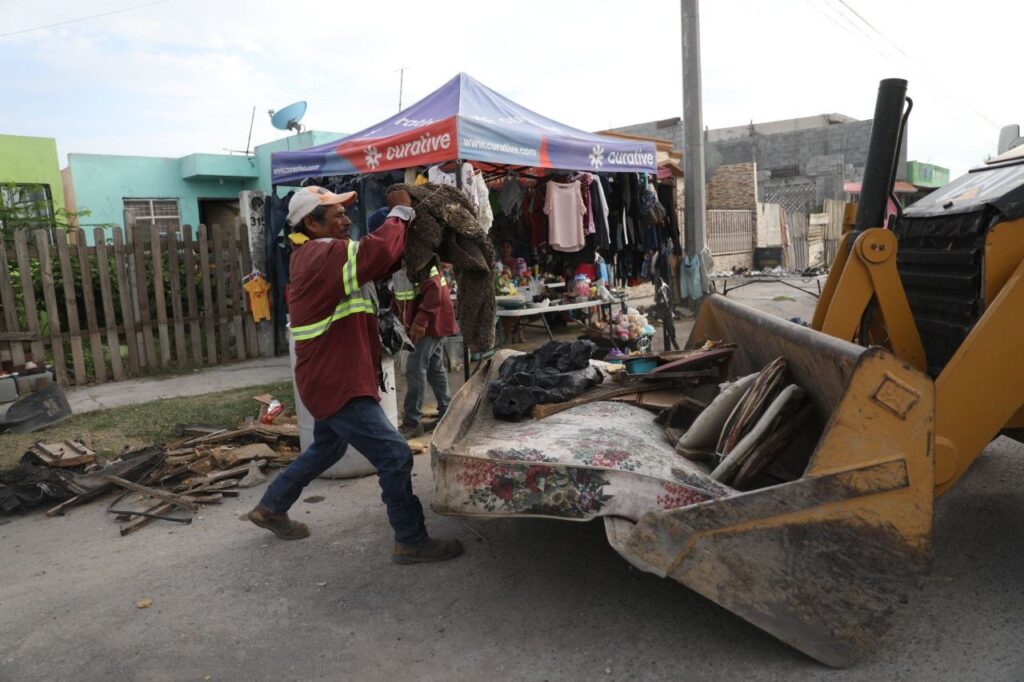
[681,254,703,301]
[427,165,457,187]
[580,174,595,234]
[471,172,493,230]
[244,275,272,322]
[544,180,586,252]
[590,176,610,248]
[499,177,523,215]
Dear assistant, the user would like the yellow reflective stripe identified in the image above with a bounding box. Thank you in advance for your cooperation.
[343,241,359,297]
[395,291,416,301]
[427,266,449,287]
[291,297,377,341]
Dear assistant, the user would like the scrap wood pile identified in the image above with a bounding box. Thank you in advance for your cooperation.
[0,395,301,535]
[489,339,817,492]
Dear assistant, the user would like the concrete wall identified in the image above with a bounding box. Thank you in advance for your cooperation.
[608,115,909,214]
[0,134,66,218]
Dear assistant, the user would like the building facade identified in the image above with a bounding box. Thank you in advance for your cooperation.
[62,130,346,243]
[0,134,66,229]
[608,114,909,215]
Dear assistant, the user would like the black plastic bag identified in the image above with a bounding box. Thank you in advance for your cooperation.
[379,309,415,356]
[489,340,603,420]
[496,340,595,378]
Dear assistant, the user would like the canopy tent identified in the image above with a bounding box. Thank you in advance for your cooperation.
[271,73,658,184]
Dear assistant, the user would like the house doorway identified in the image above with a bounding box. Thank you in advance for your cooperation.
[198,198,240,230]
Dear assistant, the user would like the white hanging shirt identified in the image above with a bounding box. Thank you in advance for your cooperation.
[544,181,586,252]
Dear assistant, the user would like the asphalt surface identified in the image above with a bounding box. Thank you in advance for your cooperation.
[1,438,1022,681]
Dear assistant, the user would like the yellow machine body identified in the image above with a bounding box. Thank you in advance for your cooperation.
[649,150,1024,665]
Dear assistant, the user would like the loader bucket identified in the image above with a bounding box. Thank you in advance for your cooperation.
[605,294,934,667]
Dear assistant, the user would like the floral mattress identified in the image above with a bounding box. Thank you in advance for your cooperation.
[431,352,732,522]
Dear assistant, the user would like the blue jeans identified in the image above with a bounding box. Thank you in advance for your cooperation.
[259,397,427,546]
[403,335,451,425]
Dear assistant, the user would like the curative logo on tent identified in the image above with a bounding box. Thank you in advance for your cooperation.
[589,144,605,169]
[607,150,657,168]
[364,146,382,169]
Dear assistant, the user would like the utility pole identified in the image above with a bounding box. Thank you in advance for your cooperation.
[396,66,409,111]
[681,0,707,268]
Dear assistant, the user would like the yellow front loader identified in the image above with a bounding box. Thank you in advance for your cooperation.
[609,78,1024,666]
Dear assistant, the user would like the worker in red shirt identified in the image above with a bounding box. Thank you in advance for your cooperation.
[248,185,463,565]
[399,261,457,438]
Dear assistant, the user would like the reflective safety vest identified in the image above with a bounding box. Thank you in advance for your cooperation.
[393,266,447,303]
[290,240,378,342]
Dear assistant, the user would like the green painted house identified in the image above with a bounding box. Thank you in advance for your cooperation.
[0,134,66,229]
[906,161,950,189]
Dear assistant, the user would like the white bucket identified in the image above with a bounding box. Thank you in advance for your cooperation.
[287,326,398,479]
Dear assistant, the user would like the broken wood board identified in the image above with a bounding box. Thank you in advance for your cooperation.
[608,389,689,410]
[103,475,198,513]
[531,381,674,420]
[212,442,275,468]
[30,440,96,468]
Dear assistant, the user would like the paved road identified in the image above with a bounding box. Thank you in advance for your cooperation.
[1,437,1021,681]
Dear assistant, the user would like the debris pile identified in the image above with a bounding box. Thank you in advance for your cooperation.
[0,395,302,535]
[520,341,817,491]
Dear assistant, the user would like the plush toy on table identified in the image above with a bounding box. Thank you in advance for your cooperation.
[573,275,592,299]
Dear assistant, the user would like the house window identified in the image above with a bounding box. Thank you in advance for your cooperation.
[123,198,181,236]
[0,183,54,230]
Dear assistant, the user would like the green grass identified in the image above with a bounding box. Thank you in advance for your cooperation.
[1,380,295,471]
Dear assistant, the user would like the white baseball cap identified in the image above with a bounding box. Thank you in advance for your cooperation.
[287,185,357,227]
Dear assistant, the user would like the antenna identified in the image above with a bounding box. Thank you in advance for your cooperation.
[395,67,409,111]
[268,101,307,134]
[244,105,256,155]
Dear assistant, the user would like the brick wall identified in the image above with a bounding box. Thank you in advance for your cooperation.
[706,162,758,210]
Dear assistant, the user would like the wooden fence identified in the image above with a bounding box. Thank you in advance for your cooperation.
[0,222,266,388]
[707,209,755,256]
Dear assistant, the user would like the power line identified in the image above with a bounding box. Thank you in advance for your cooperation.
[0,0,173,39]
[831,0,1000,129]
[834,0,911,59]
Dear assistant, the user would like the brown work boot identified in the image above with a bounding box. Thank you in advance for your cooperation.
[247,505,310,540]
[392,537,464,565]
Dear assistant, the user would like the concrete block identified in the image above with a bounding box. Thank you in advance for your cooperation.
[14,371,54,397]
[0,376,17,403]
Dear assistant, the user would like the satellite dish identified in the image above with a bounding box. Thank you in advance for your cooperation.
[269,101,307,134]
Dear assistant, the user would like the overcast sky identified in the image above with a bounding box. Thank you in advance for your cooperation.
[2,0,1019,178]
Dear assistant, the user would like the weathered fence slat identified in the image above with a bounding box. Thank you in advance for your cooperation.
[132,229,157,367]
[13,230,45,364]
[54,233,87,385]
[0,240,27,368]
[181,226,203,365]
[166,226,188,368]
[212,225,231,363]
[225,223,246,361]
[150,223,171,368]
[75,231,107,383]
[113,228,141,375]
[34,230,69,386]
[198,225,217,364]
[94,228,125,381]
[238,222,260,359]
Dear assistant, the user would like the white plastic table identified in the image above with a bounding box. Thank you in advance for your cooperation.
[495,298,619,345]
